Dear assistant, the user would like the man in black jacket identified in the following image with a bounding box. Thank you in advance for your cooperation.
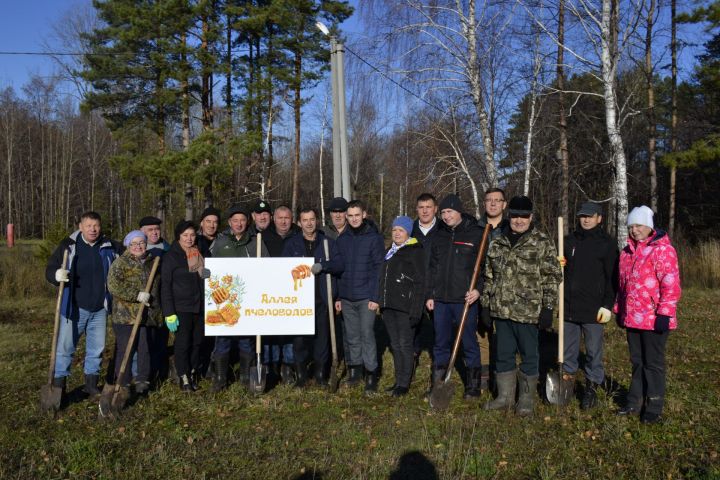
[426,194,483,399]
[562,202,618,409]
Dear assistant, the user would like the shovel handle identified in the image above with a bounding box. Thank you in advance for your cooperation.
[443,224,491,382]
[256,233,262,353]
[114,256,160,392]
[48,250,69,385]
[558,217,564,365]
[323,239,338,362]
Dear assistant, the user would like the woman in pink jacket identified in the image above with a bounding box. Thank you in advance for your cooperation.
[614,206,681,424]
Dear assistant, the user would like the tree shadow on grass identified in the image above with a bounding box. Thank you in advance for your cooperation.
[389,450,439,480]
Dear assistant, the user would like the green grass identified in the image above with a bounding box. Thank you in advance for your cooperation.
[1,289,718,479]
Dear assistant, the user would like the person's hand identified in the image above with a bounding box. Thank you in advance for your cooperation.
[335,300,342,312]
[426,299,434,311]
[165,314,179,333]
[137,291,151,306]
[368,301,379,312]
[596,307,611,324]
[55,269,69,283]
[538,308,553,330]
[200,268,211,279]
[557,256,567,267]
[480,308,493,330]
[311,263,323,275]
[465,289,480,304]
[654,315,670,332]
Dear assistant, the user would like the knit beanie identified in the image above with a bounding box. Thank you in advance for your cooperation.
[627,205,654,229]
[123,230,147,247]
[439,194,464,214]
[174,220,199,241]
[391,216,414,235]
[200,207,221,222]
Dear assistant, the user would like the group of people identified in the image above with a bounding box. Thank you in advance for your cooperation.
[45,188,681,423]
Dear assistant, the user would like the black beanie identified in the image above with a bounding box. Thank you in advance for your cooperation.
[174,220,198,241]
[508,196,533,216]
[199,207,221,222]
[439,194,464,214]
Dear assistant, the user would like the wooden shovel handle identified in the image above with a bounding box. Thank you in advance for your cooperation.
[114,256,160,391]
[48,250,69,385]
[323,239,338,361]
[558,217,565,365]
[444,224,492,380]
[256,233,262,353]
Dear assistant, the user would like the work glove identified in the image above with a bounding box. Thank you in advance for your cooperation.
[165,314,179,333]
[480,308,493,330]
[311,263,323,275]
[55,269,70,283]
[199,268,211,279]
[654,315,670,333]
[137,292,151,306]
[596,307,612,324]
[557,256,567,267]
[538,308,554,330]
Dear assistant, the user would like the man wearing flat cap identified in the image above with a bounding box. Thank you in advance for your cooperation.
[197,207,221,257]
[560,201,618,409]
[324,197,349,241]
[139,216,170,257]
[482,195,562,416]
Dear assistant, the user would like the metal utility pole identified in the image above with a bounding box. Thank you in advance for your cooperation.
[330,37,342,199]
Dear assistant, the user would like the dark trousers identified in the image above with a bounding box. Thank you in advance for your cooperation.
[295,301,330,371]
[433,302,481,368]
[174,312,204,378]
[626,328,669,414]
[495,318,539,376]
[146,325,169,381]
[383,309,415,388]
[112,323,149,386]
[214,336,253,356]
[563,322,605,384]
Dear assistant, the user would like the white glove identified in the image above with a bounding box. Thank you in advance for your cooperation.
[596,307,612,324]
[311,263,323,275]
[137,291,151,306]
[55,269,69,283]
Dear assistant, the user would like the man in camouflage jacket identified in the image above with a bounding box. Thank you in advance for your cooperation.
[481,196,562,416]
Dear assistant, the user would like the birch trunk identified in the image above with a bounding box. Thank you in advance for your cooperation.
[669,0,677,237]
[646,0,658,212]
[557,0,569,233]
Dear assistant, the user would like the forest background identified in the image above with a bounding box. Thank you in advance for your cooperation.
[0,0,719,250]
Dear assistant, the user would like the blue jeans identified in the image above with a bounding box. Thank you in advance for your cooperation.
[214,336,253,356]
[55,308,107,378]
[263,342,295,364]
[432,302,481,368]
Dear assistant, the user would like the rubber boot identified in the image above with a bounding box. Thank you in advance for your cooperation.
[480,365,490,392]
[580,379,599,410]
[515,371,538,417]
[84,374,101,398]
[425,364,448,397]
[463,367,482,399]
[345,365,363,387]
[269,361,281,385]
[211,354,229,392]
[314,363,328,387]
[190,369,201,391]
[237,353,251,388]
[364,369,378,395]
[484,370,516,410]
[280,363,295,385]
[294,362,308,388]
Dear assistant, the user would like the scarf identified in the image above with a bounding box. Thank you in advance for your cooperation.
[186,246,205,275]
[385,237,417,261]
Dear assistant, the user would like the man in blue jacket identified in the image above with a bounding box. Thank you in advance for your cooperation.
[282,207,344,386]
[45,211,120,400]
[335,200,385,393]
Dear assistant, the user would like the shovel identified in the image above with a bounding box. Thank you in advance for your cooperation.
[546,217,571,406]
[99,256,160,419]
[249,232,266,394]
[323,239,341,393]
[430,224,491,411]
[40,250,69,415]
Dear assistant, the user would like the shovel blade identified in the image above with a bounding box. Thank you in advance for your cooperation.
[98,383,129,419]
[429,379,455,411]
[248,364,266,394]
[545,371,572,406]
[328,363,340,393]
[39,384,62,415]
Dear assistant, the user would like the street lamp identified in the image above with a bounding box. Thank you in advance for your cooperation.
[317,21,351,201]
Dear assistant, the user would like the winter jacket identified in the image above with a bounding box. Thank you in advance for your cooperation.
[160,242,205,316]
[107,250,162,327]
[377,240,426,320]
[477,215,509,241]
[563,226,618,324]
[210,230,270,258]
[336,221,385,302]
[411,218,439,272]
[323,223,347,241]
[482,226,562,324]
[197,234,214,258]
[45,231,120,319]
[282,230,345,303]
[614,230,681,331]
[427,214,484,303]
[146,239,171,259]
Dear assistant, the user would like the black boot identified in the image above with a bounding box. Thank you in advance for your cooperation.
[515,371,538,417]
[314,363,328,387]
[581,379,599,410]
[480,365,490,392]
[391,386,409,397]
[211,354,229,393]
[84,374,101,398]
[463,367,482,399]
[294,362,308,388]
[364,369,378,395]
[425,364,448,397]
[280,363,295,385]
[237,353,251,388]
[345,365,363,387]
[269,361,281,384]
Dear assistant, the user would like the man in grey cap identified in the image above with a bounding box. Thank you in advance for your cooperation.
[559,201,618,409]
[324,197,349,240]
[139,216,171,257]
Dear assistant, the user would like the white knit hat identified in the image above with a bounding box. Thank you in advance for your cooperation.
[627,205,654,229]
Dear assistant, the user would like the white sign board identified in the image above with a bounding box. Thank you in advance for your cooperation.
[204,257,315,336]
